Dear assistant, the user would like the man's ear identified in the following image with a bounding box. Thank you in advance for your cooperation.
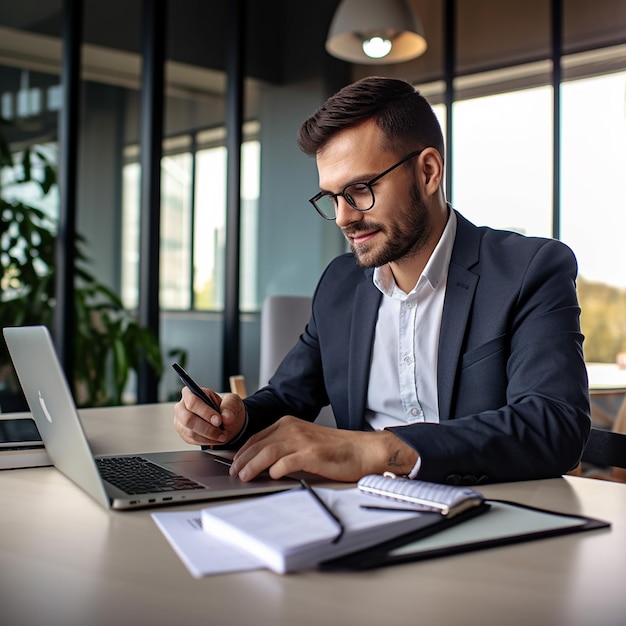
[419,148,444,193]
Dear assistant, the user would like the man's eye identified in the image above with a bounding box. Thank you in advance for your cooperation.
[348,183,369,194]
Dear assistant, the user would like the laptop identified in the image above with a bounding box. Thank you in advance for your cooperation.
[3,325,295,510]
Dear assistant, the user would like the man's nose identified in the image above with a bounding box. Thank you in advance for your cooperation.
[335,195,363,228]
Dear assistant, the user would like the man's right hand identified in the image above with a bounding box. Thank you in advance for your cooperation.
[174,387,246,447]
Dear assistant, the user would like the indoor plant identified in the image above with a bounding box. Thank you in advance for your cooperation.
[0,120,164,408]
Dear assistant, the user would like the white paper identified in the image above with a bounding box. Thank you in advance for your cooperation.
[151,510,264,578]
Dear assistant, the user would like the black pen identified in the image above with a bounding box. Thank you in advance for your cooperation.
[172,362,225,431]
[300,479,344,544]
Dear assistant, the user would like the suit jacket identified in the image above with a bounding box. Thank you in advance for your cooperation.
[243,211,591,484]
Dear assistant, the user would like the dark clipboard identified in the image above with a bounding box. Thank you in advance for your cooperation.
[319,499,610,571]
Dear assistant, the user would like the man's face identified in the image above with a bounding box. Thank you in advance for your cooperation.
[316,120,433,269]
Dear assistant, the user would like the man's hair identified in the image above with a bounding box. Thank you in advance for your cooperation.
[297,76,445,161]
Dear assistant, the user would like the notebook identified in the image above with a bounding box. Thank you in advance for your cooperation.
[3,325,295,510]
[199,482,489,574]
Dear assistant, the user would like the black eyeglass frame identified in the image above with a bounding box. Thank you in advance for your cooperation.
[308,148,425,221]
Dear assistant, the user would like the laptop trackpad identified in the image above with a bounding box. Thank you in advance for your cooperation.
[167,457,235,480]
[164,457,282,488]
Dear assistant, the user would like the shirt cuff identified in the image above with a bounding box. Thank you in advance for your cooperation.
[407,455,422,479]
[227,410,250,445]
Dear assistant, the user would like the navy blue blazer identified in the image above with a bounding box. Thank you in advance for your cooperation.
[243,211,591,484]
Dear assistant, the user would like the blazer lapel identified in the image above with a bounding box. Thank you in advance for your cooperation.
[347,271,381,429]
[437,212,481,421]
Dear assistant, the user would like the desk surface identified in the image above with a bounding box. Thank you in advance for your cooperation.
[587,362,626,391]
[1,404,625,626]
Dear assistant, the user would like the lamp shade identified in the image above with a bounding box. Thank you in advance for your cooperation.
[326,0,427,64]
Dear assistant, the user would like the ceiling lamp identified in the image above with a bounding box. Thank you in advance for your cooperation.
[326,0,427,65]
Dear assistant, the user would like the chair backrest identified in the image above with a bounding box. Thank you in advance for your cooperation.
[581,427,626,470]
[259,295,335,427]
[259,295,313,386]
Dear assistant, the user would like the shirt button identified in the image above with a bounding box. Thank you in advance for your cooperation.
[405,301,413,308]
[410,407,419,416]
[404,356,413,365]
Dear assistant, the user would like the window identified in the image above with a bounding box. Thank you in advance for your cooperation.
[561,71,626,363]
[161,148,193,310]
[452,86,553,237]
[426,46,626,367]
[121,125,260,313]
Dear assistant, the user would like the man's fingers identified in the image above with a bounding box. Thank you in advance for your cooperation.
[174,398,228,445]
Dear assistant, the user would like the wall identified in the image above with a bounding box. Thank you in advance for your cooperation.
[257,78,346,300]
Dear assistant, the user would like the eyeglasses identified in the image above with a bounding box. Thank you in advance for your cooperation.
[308,148,424,220]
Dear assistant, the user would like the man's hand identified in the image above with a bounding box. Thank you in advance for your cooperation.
[229,416,419,482]
[174,388,246,447]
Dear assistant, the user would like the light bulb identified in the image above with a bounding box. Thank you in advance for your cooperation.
[362,36,392,59]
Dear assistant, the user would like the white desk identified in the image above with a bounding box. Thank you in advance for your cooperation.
[1,404,625,626]
[587,362,626,392]
[587,363,626,428]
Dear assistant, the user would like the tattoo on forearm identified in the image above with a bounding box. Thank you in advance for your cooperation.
[387,450,401,468]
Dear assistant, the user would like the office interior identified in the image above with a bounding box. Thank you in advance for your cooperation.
[1,0,626,411]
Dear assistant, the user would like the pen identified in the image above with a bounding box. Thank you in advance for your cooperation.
[300,479,344,544]
[172,362,225,431]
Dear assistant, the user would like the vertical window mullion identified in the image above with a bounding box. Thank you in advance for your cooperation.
[551,0,563,240]
[189,134,197,310]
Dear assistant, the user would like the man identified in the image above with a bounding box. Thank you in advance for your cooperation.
[174,76,590,485]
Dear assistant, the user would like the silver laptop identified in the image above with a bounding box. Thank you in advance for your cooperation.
[3,325,295,510]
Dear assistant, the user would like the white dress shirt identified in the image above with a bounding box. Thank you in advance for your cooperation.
[365,210,457,474]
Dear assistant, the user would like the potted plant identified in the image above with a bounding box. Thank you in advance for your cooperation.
[1,120,165,408]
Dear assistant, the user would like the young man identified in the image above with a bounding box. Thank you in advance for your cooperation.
[174,77,590,485]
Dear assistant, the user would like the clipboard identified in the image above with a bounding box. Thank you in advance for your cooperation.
[319,499,610,571]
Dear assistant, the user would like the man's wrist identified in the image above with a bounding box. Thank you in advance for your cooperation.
[202,411,249,451]
[376,429,420,476]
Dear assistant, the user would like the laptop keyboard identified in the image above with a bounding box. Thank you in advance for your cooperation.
[96,456,205,495]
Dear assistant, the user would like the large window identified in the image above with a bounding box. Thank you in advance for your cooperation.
[439,48,626,367]
[121,125,260,313]
[452,86,553,238]
[561,70,626,363]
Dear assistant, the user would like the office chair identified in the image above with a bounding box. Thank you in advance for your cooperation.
[229,295,336,427]
[581,427,626,470]
[229,295,312,398]
[567,391,626,482]
[258,295,314,390]
[580,393,626,482]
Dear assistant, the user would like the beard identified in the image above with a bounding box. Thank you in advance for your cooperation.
[343,182,433,269]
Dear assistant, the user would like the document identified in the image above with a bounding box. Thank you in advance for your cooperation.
[151,476,486,577]
[200,485,464,574]
[151,511,264,577]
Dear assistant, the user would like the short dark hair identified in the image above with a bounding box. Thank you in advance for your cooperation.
[297,76,445,161]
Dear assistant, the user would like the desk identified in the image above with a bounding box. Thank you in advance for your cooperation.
[1,404,625,626]
[587,362,626,429]
[587,362,626,392]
